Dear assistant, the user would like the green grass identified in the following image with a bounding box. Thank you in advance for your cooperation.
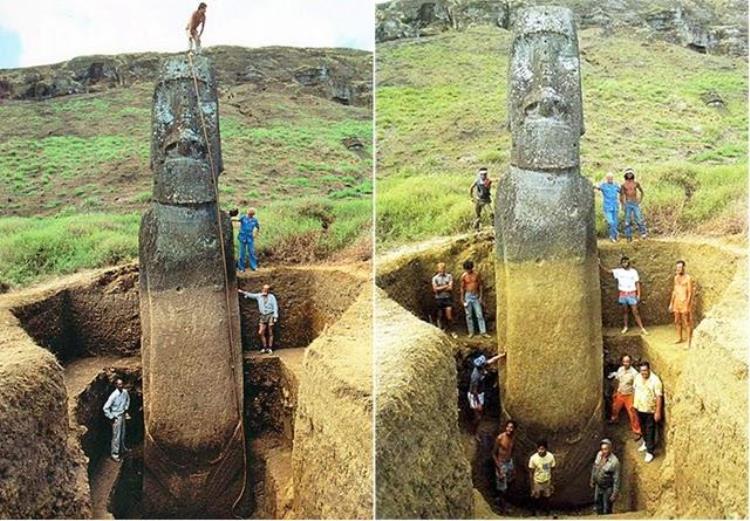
[0,213,141,287]
[376,26,748,248]
[0,194,372,288]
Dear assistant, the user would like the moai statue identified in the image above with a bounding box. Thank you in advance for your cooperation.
[139,55,245,517]
[495,6,603,505]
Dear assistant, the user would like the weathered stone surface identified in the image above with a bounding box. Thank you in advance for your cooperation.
[139,55,245,517]
[494,6,602,506]
[375,0,748,56]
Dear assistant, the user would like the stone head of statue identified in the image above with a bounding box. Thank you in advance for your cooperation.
[509,6,584,171]
[150,55,223,203]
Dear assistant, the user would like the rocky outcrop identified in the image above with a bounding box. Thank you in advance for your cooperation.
[0,46,372,107]
[376,0,748,56]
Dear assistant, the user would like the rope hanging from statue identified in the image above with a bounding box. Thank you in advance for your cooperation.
[187,50,248,517]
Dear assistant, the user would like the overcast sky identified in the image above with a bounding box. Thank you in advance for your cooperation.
[0,0,374,69]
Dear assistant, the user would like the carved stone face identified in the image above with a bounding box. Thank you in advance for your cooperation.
[150,56,223,203]
[509,7,583,170]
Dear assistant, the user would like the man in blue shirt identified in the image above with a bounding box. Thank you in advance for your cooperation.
[594,172,620,242]
[234,208,260,272]
[103,378,130,461]
[239,284,279,353]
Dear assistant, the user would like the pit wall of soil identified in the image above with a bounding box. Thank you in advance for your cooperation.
[375,289,473,519]
[376,233,496,332]
[292,286,373,519]
[0,308,90,518]
[379,235,747,519]
[9,264,364,359]
[9,266,140,363]
[377,235,741,332]
[237,268,364,349]
[244,355,299,444]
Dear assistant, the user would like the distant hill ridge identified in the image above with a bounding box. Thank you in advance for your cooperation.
[376,0,748,56]
[0,45,372,107]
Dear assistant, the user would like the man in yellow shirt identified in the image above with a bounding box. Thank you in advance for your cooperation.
[528,439,556,515]
[633,361,663,463]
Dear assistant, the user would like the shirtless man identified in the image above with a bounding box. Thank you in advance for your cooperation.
[186,3,207,54]
[460,260,489,337]
[619,168,647,242]
[669,260,694,347]
[493,420,517,511]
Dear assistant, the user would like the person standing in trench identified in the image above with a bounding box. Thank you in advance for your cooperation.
[590,438,621,515]
[103,378,130,462]
[239,284,279,354]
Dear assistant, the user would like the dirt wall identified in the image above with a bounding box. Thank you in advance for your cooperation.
[375,290,473,519]
[598,240,739,328]
[244,355,299,443]
[376,233,497,332]
[657,260,748,518]
[9,266,140,362]
[0,311,90,518]
[238,268,364,350]
[292,286,373,519]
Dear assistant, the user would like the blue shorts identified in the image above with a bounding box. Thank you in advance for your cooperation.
[619,295,638,306]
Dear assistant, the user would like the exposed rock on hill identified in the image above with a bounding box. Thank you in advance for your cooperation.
[376,0,748,56]
[0,46,372,107]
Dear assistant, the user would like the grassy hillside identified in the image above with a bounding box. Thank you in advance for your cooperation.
[0,49,372,287]
[376,26,747,248]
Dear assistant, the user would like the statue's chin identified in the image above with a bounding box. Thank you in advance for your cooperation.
[513,117,579,170]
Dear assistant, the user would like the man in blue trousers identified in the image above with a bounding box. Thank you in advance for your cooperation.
[235,207,260,271]
[595,172,620,242]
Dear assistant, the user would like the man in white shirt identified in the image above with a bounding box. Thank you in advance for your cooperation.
[239,285,280,354]
[633,361,663,463]
[599,256,648,335]
[103,378,130,462]
[607,354,642,440]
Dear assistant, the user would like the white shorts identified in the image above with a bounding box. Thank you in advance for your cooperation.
[468,392,485,410]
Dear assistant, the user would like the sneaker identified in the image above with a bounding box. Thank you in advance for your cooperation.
[644,452,654,463]
[621,327,629,334]
[267,348,274,354]
[111,455,120,462]
[450,332,458,339]
[481,333,491,338]
[609,238,617,243]
[640,328,649,336]
[637,441,647,452]
[468,333,475,338]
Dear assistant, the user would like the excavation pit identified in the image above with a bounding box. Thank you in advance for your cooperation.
[0,263,366,519]
[376,235,747,517]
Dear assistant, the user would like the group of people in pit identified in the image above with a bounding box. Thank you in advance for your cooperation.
[470,353,663,516]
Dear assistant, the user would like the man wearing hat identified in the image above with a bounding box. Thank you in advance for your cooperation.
[589,438,621,515]
[468,352,505,435]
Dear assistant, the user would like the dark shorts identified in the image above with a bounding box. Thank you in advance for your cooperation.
[436,296,453,309]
